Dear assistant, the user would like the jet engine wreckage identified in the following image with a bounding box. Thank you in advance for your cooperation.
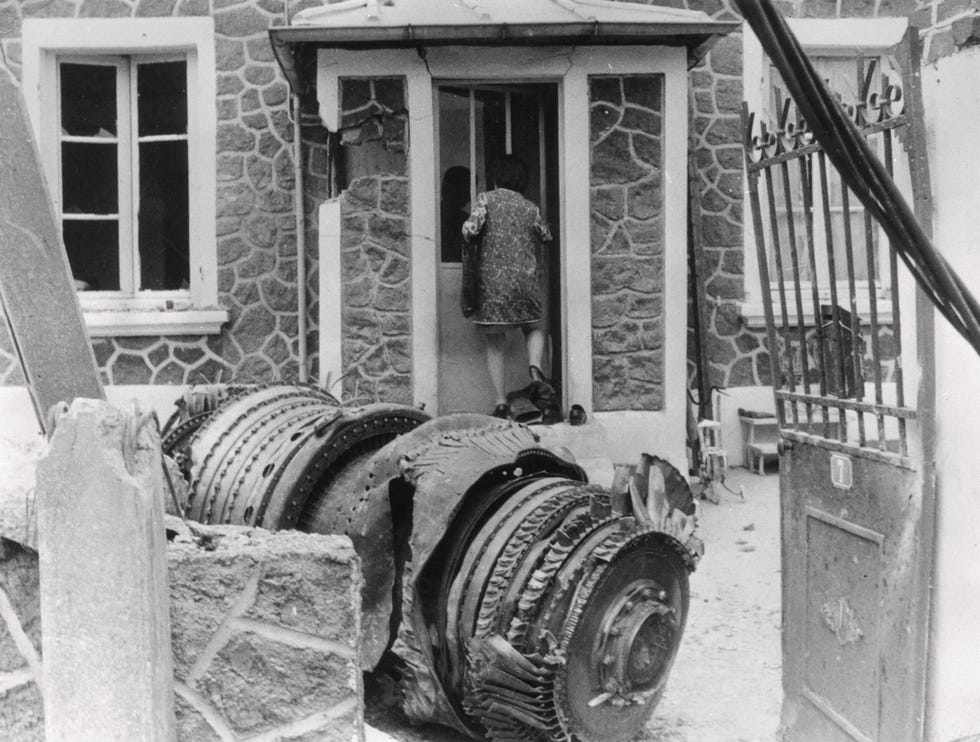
[162,384,704,742]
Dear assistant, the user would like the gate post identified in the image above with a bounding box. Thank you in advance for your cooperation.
[35,399,175,741]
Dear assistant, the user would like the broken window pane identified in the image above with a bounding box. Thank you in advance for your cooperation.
[138,140,190,290]
[63,220,120,291]
[60,62,116,138]
[510,91,542,206]
[61,141,118,215]
[137,61,187,137]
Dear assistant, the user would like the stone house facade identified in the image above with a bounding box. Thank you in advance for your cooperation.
[0,0,325,388]
[0,0,733,410]
[0,0,976,440]
[0,0,735,473]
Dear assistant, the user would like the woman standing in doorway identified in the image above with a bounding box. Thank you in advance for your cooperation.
[461,155,555,419]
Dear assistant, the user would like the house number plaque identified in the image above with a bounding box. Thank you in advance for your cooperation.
[831,453,853,490]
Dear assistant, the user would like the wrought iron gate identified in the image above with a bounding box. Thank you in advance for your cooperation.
[742,33,935,742]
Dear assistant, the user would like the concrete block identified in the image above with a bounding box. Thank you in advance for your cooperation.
[198,631,356,736]
[35,398,175,742]
[1,399,366,742]
[0,682,43,741]
[168,526,364,741]
[244,554,358,643]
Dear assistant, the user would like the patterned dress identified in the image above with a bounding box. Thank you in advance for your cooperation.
[461,188,553,326]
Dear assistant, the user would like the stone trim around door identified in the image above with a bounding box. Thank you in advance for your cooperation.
[314,45,688,467]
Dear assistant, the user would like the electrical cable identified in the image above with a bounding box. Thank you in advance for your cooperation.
[736,0,980,357]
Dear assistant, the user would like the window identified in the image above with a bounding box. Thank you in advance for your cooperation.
[59,57,190,294]
[741,18,909,326]
[23,18,225,336]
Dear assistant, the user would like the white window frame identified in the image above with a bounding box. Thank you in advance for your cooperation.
[740,17,909,327]
[22,18,226,337]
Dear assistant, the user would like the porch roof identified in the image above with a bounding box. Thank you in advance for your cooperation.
[269,0,738,93]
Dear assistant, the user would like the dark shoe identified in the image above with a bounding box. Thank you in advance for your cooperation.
[540,404,564,425]
[529,365,549,383]
[508,396,542,423]
[569,404,587,426]
[493,403,511,419]
[529,379,558,406]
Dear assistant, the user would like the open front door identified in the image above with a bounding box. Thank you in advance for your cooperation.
[742,35,936,742]
[435,82,560,415]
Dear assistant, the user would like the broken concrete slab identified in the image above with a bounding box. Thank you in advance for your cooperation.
[36,398,174,742]
[168,524,364,741]
[0,66,103,431]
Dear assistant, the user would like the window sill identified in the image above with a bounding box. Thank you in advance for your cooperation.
[739,300,893,330]
[83,307,228,337]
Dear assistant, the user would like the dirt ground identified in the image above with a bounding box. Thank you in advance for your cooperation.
[641,467,782,742]
[367,467,784,742]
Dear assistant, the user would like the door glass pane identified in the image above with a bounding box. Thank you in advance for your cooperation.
[60,62,116,137]
[476,89,506,191]
[137,60,188,137]
[139,140,190,290]
[510,91,542,205]
[438,86,471,263]
[63,220,119,291]
[61,142,118,215]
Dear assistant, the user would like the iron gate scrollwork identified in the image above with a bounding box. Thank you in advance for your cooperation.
[742,56,915,467]
[741,23,936,742]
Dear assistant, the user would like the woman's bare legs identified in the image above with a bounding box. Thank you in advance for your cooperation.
[525,326,545,374]
[483,330,508,405]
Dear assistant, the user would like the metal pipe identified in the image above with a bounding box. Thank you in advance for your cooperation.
[747,167,785,427]
[504,91,512,155]
[292,92,309,382]
[780,160,812,429]
[883,128,908,455]
[864,207,885,449]
[469,89,477,198]
[840,185,867,446]
[818,151,848,443]
[799,154,830,438]
[765,167,799,428]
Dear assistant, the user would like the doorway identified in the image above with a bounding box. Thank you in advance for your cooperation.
[435,82,560,415]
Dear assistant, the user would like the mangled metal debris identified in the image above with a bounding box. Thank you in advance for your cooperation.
[170,384,704,741]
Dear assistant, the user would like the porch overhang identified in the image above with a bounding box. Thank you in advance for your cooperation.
[269,0,738,95]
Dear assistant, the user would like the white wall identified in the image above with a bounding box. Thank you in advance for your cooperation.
[0,385,188,440]
[921,44,980,742]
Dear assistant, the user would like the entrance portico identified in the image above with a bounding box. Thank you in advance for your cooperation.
[270,0,736,470]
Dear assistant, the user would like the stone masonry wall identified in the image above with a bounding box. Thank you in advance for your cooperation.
[617,0,747,391]
[589,74,666,411]
[0,527,363,741]
[0,0,324,387]
[0,539,43,742]
[337,78,413,406]
[169,526,363,741]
